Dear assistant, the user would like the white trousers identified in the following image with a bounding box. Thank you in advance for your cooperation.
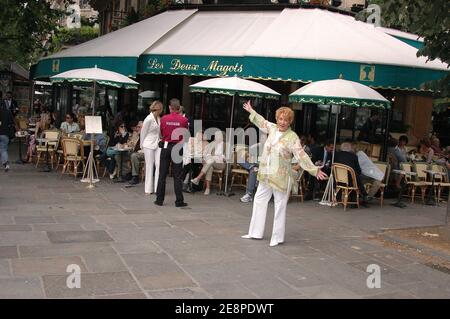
[247,181,291,244]
[143,147,160,194]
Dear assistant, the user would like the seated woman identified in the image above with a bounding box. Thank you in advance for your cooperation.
[25,112,54,163]
[418,137,434,163]
[60,113,80,134]
[106,121,129,179]
[190,130,226,195]
[182,131,208,192]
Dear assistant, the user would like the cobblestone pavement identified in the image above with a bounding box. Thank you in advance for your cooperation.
[0,146,449,299]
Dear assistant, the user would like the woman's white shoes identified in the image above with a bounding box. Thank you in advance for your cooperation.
[190,178,199,185]
[204,188,210,195]
[242,235,281,246]
[241,234,252,239]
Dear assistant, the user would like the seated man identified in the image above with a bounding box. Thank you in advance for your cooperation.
[352,142,384,200]
[117,121,142,182]
[307,139,334,200]
[334,142,369,206]
[239,132,267,203]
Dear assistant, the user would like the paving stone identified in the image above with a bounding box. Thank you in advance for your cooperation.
[365,251,417,267]
[0,259,11,276]
[11,256,88,276]
[295,284,363,299]
[14,216,56,224]
[19,243,116,258]
[399,282,450,299]
[83,253,128,273]
[146,287,210,299]
[47,230,114,244]
[107,227,193,243]
[0,246,18,259]
[42,272,141,298]
[121,252,196,290]
[93,293,147,299]
[0,216,13,225]
[366,291,418,299]
[0,277,44,298]
[241,276,301,299]
[202,282,259,299]
[169,247,247,266]
[32,224,84,231]
[0,225,32,231]
[113,241,161,254]
[0,231,50,246]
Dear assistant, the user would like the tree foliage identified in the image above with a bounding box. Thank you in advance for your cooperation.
[0,0,69,67]
[367,0,450,95]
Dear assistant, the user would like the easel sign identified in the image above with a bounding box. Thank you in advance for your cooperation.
[85,116,102,134]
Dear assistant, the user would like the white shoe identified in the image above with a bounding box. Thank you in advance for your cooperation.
[241,234,252,239]
[269,240,283,247]
[191,178,199,185]
[204,188,210,195]
[240,194,253,203]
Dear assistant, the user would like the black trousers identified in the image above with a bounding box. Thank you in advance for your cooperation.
[156,144,184,205]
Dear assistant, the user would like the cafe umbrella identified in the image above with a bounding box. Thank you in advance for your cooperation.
[289,78,391,206]
[50,66,139,188]
[189,76,281,196]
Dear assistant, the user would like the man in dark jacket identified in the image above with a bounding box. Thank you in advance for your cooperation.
[307,139,334,200]
[0,91,15,171]
[4,91,19,117]
[334,142,368,206]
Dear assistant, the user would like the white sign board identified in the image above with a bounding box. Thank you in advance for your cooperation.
[85,116,103,134]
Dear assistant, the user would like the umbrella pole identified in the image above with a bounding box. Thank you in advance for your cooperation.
[82,80,99,188]
[320,105,339,207]
[218,93,236,197]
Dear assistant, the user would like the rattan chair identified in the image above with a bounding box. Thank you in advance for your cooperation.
[332,163,360,211]
[35,130,60,168]
[230,144,249,191]
[61,138,85,178]
[401,162,430,203]
[363,162,390,207]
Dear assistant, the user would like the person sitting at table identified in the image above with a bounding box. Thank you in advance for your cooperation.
[334,142,369,207]
[190,130,226,195]
[114,120,141,181]
[431,136,443,155]
[239,131,267,203]
[25,112,54,163]
[106,121,129,179]
[182,130,208,193]
[306,139,334,200]
[418,137,434,163]
[352,142,384,201]
[128,121,146,185]
[60,113,80,134]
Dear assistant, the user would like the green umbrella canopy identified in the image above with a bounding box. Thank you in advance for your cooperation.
[289,78,391,109]
[189,76,281,100]
[50,67,139,89]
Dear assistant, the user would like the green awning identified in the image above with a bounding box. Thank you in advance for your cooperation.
[138,54,448,92]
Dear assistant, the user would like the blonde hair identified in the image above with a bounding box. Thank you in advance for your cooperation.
[275,107,294,124]
[149,100,163,112]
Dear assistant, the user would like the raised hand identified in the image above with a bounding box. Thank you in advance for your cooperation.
[243,100,253,113]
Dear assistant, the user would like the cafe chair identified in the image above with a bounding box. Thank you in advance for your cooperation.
[290,169,305,203]
[230,145,249,191]
[401,163,430,203]
[431,164,450,202]
[61,138,85,178]
[35,130,60,169]
[332,163,360,211]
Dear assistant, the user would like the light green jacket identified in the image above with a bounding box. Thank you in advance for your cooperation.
[249,110,318,193]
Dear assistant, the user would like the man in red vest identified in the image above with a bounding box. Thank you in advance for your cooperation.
[155,98,189,207]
